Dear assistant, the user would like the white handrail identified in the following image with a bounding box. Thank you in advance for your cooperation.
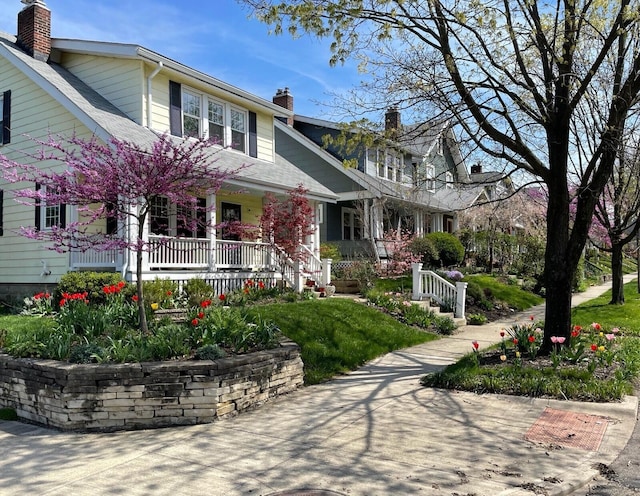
[411,263,467,318]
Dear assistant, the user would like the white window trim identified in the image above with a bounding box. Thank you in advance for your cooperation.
[181,86,249,154]
[39,186,61,230]
[445,171,454,189]
[341,207,360,241]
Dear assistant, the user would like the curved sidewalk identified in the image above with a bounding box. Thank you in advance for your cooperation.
[0,277,637,496]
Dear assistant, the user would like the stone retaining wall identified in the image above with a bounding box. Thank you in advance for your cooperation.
[0,341,303,432]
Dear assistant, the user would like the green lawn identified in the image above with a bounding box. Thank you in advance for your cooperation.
[572,281,640,336]
[244,298,437,384]
[465,274,544,310]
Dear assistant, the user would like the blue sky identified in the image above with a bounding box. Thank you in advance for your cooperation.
[0,0,362,118]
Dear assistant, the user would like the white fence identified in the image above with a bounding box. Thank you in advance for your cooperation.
[411,263,467,318]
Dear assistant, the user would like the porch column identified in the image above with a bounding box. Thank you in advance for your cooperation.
[415,210,424,237]
[371,199,384,239]
[363,199,371,239]
[321,258,332,286]
[312,201,321,257]
[209,192,217,271]
[432,213,444,233]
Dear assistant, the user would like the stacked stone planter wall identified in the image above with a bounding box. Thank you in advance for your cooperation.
[0,340,303,432]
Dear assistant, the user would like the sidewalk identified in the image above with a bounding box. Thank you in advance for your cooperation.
[0,277,637,496]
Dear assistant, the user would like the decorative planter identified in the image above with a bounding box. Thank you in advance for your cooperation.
[333,279,360,294]
[324,285,336,297]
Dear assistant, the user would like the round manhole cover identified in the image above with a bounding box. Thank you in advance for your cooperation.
[266,491,347,496]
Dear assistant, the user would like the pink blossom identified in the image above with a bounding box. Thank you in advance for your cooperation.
[605,334,615,341]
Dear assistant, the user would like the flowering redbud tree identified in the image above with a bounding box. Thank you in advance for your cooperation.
[260,185,315,282]
[1,132,245,333]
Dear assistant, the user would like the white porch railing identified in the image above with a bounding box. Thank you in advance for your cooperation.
[148,236,211,268]
[70,248,123,270]
[411,263,467,318]
[68,236,329,292]
[214,240,279,270]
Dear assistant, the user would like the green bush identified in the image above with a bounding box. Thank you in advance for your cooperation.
[56,271,130,307]
[143,278,180,309]
[425,232,464,267]
[194,343,227,360]
[409,236,439,267]
[320,243,342,262]
[183,278,215,308]
[467,313,488,325]
[433,315,457,335]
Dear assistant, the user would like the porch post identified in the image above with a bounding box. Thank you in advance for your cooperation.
[313,201,321,257]
[372,199,384,239]
[415,210,424,237]
[209,192,217,271]
[363,199,371,239]
[412,262,422,301]
[455,281,468,319]
[321,258,332,286]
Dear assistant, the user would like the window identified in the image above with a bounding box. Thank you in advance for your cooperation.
[34,185,65,231]
[445,171,454,189]
[150,196,207,238]
[425,163,435,191]
[0,90,10,145]
[182,90,201,138]
[342,207,362,241]
[230,108,246,152]
[150,196,170,236]
[208,100,224,145]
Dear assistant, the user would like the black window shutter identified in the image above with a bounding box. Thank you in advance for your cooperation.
[169,81,182,137]
[2,90,10,145]
[106,202,117,235]
[59,203,66,228]
[34,183,41,231]
[0,189,4,236]
[248,111,257,158]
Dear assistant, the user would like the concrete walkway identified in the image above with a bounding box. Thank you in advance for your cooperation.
[0,277,638,496]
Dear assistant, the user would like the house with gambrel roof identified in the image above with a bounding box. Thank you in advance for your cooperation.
[0,1,336,299]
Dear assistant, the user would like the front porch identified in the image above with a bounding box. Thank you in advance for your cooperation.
[69,238,330,291]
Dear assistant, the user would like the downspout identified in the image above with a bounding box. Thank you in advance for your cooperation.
[146,61,163,128]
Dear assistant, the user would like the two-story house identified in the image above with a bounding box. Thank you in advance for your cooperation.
[0,1,336,300]
[272,89,488,259]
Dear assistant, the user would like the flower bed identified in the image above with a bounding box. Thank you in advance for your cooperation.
[0,340,303,432]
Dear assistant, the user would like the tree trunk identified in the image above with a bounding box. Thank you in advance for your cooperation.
[610,242,625,304]
[136,247,149,334]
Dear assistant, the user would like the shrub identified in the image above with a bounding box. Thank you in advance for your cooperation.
[433,315,457,335]
[56,272,130,307]
[320,242,342,261]
[183,278,215,308]
[69,342,105,363]
[425,232,465,267]
[409,236,439,267]
[194,343,227,360]
[143,278,180,309]
[341,260,377,291]
[467,313,488,325]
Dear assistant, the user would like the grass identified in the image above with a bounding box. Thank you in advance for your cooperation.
[465,274,544,311]
[244,298,437,384]
[422,280,640,401]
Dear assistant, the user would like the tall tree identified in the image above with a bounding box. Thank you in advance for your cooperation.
[243,0,640,350]
[1,133,243,333]
[589,137,640,304]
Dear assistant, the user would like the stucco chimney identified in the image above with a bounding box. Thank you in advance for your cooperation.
[273,87,294,126]
[17,0,51,62]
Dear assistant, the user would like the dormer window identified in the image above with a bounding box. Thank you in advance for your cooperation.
[445,171,454,189]
[169,81,255,156]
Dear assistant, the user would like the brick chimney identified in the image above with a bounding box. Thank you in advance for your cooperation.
[385,107,401,137]
[273,87,294,126]
[471,164,482,174]
[17,0,51,62]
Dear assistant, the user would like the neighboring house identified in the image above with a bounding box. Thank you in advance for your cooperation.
[0,1,336,299]
[272,88,492,259]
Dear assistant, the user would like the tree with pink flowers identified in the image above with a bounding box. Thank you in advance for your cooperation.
[1,132,245,333]
[260,185,316,281]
